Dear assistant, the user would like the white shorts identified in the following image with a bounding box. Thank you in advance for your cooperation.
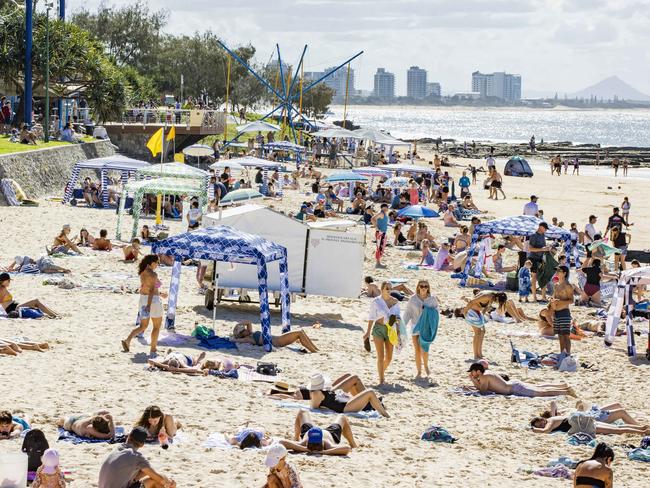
[139,295,164,319]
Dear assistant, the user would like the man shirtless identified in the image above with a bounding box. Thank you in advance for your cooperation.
[467,363,576,397]
[550,265,573,354]
[92,229,113,251]
[57,410,116,439]
[279,409,356,456]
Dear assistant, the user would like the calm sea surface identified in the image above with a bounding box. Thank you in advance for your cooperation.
[329,105,650,147]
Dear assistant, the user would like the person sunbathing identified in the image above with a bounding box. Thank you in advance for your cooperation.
[123,238,142,262]
[530,415,649,435]
[147,350,239,375]
[57,410,115,440]
[135,405,182,443]
[0,410,24,439]
[49,225,82,255]
[227,426,273,449]
[468,362,576,397]
[278,409,357,456]
[443,206,460,227]
[0,338,49,355]
[305,373,389,417]
[453,226,471,253]
[232,322,319,353]
[3,256,70,274]
[0,272,59,318]
[92,229,113,251]
[539,399,646,426]
[267,373,370,401]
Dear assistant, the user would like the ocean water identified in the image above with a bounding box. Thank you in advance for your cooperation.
[328,105,650,147]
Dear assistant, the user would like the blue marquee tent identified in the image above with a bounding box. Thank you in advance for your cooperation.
[152,225,291,351]
[460,215,572,286]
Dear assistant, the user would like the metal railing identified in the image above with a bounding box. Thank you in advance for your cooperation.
[118,108,225,131]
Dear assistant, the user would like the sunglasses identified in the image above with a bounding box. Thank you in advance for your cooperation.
[418,284,430,289]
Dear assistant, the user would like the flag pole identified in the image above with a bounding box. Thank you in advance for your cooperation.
[155,125,164,225]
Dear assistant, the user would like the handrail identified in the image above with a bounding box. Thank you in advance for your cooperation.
[117,108,226,130]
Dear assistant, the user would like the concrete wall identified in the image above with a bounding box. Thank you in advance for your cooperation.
[0,140,115,204]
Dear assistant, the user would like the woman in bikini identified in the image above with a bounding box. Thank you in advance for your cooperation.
[364,281,401,384]
[147,350,239,375]
[134,405,182,443]
[49,225,82,255]
[453,226,471,253]
[76,228,95,247]
[531,415,649,435]
[306,373,389,417]
[232,322,319,352]
[0,273,59,318]
[122,238,142,262]
[573,443,614,488]
[121,255,165,356]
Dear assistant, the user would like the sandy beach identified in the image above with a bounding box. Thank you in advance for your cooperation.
[2,152,650,487]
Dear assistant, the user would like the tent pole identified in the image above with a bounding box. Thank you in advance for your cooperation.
[212,264,219,330]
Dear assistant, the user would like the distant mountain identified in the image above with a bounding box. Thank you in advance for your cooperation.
[573,76,650,101]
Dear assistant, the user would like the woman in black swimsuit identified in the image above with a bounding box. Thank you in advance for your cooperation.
[530,416,649,435]
[573,443,614,488]
[307,373,390,417]
[278,410,357,456]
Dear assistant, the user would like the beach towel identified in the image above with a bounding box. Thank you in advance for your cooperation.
[628,448,650,462]
[449,387,553,400]
[533,465,573,480]
[275,401,381,420]
[202,432,276,450]
[546,457,579,469]
[414,306,439,353]
[156,332,197,347]
[192,325,237,350]
[537,252,558,289]
[57,426,126,445]
[421,425,456,443]
[465,309,486,328]
[566,433,597,447]
[237,367,278,383]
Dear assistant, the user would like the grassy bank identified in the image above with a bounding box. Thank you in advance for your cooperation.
[0,135,95,155]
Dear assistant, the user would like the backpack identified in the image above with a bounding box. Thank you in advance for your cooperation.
[22,429,49,472]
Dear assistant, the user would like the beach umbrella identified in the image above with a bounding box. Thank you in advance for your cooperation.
[182,144,214,157]
[324,171,368,183]
[210,160,243,172]
[352,166,391,177]
[236,120,281,133]
[265,141,305,152]
[220,188,264,206]
[352,127,392,142]
[311,128,359,139]
[383,176,410,188]
[397,205,440,219]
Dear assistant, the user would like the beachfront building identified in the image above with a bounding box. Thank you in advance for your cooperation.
[407,66,427,99]
[426,82,441,98]
[373,68,395,99]
[304,66,356,102]
[471,71,522,101]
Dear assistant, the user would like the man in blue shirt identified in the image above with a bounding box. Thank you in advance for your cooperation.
[459,171,471,198]
[371,204,390,268]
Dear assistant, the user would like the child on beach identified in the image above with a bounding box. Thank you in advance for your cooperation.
[518,260,532,303]
[32,449,66,487]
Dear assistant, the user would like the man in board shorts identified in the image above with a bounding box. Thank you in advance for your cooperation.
[550,265,573,355]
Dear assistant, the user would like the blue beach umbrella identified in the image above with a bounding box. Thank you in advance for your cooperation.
[397,205,440,219]
[324,171,368,183]
[219,188,264,205]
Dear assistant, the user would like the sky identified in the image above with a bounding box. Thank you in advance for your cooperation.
[68,0,650,98]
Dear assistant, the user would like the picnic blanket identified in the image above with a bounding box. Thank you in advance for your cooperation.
[57,426,126,444]
[275,401,381,419]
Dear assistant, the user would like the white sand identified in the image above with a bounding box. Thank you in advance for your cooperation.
[2,153,650,487]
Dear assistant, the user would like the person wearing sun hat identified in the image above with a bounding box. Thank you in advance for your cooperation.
[32,448,66,487]
[264,443,303,488]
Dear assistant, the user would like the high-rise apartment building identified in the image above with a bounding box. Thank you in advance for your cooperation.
[407,66,427,99]
[426,82,441,98]
[373,68,395,99]
[304,66,355,102]
[472,71,521,101]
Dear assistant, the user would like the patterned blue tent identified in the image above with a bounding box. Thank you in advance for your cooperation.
[460,215,572,286]
[63,156,151,208]
[152,225,291,352]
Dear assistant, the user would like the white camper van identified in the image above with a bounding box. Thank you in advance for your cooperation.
[202,204,364,304]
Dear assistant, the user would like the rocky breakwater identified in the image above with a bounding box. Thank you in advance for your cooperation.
[0,140,115,203]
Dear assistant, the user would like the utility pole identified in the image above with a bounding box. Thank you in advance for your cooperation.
[24,0,33,127]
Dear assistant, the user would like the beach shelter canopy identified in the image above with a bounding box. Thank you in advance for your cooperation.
[383,176,410,188]
[236,120,281,133]
[183,144,214,157]
[380,163,435,174]
[324,171,368,183]
[225,156,287,196]
[460,215,572,286]
[137,162,208,181]
[210,160,244,172]
[116,177,207,241]
[220,188,264,206]
[605,266,650,358]
[374,135,411,147]
[265,141,306,152]
[63,155,151,208]
[352,166,392,178]
[352,127,392,142]
[311,128,359,139]
[504,156,534,177]
[151,225,291,351]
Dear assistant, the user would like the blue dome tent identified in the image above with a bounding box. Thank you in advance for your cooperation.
[504,156,534,177]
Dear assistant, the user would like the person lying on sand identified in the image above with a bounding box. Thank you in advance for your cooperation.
[0,337,49,355]
[530,414,649,436]
[467,362,576,398]
[279,409,357,456]
[0,273,60,318]
[57,410,115,440]
[232,322,319,353]
[135,405,182,443]
[0,410,24,439]
[92,229,113,251]
[147,350,239,375]
[306,373,389,417]
[539,399,646,426]
[3,255,70,274]
[227,425,273,449]
[123,238,142,263]
[267,373,370,401]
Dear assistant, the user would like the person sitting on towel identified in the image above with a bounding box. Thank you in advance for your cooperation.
[278,409,356,456]
[232,322,319,353]
[467,362,576,398]
[57,410,115,440]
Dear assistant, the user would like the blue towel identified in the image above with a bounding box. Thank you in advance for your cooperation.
[567,433,597,447]
[198,336,238,350]
[208,369,239,379]
[12,416,30,431]
[628,448,650,462]
[415,306,439,353]
[57,426,126,445]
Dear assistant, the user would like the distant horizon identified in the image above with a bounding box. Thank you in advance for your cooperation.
[71,0,650,98]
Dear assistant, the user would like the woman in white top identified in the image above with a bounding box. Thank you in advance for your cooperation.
[402,280,439,378]
[363,281,401,385]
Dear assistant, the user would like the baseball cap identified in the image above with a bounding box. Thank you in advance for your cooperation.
[307,427,323,445]
[41,449,60,475]
[539,222,549,229]
[265,444,287,468]
[530,195,537,200]
[129,426,148,445]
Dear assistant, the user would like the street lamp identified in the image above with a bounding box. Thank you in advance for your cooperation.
[44,2,54,142]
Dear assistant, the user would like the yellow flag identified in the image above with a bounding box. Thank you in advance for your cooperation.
[146,127,163,157]
[166,126,176,141]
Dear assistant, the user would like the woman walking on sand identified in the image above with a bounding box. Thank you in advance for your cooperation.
[122,255,166,356]
[364,282,401,385]
[403,280,439,379]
